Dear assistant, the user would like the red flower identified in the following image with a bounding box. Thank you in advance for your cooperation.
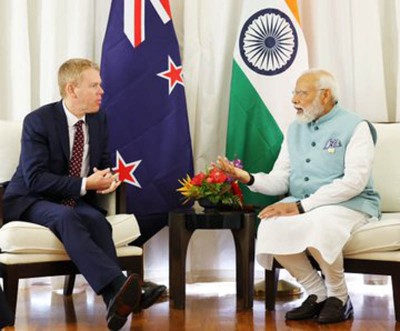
[191,172,206,186]
[177,159,244,209]
[231,181,243,202]
[207,167,228,184]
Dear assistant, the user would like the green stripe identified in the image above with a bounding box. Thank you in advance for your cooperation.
[226,61,283,208]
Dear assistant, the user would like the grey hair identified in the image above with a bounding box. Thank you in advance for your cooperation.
[301,68,339,103]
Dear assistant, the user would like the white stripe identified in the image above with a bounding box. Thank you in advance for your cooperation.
[149,0,171,24]
[124,0,145,47]
[139,0,145,44]
[124,0,134,46]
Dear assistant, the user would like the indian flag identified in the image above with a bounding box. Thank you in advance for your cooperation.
[226,0,308,207]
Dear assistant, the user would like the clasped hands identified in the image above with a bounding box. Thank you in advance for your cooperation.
[86,167,121,194]
[216,156,299,219]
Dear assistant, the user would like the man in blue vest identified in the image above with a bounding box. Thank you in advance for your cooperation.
[218,69,380,324]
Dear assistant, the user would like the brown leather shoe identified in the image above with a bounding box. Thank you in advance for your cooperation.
[107,274,141,330]
[285,295,326,320]
[317,296,353,324]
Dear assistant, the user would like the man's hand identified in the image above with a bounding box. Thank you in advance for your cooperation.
[258,202,299,219]
[86,168,121,194]
[216,156,251,184]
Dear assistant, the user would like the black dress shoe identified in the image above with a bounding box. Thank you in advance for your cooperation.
[139,283,167,310]
[285,295,325,320]
[317,296,353,324]
[107,274,141,330]
[132,282,167,314]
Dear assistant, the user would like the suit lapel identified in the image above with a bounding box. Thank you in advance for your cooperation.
[54,101,70,160]
[54,104,103,173]
[87,114,98,172]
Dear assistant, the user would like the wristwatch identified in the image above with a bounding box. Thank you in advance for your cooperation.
[296,200,305,214]
[246,172,255,186]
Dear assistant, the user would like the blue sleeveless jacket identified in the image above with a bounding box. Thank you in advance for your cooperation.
[286,105,380,218]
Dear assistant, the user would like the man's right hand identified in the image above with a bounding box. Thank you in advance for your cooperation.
[86,168,119,192]
[216,156,251,184]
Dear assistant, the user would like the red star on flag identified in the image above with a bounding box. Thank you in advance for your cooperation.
[113,151,142,188]
[157,56,184,94]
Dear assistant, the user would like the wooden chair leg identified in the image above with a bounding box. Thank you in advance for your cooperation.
[3,269,19,317]
[391,274,400,322]
[63,274,76,296]
[265,266,280,311]
[140,256,144,282]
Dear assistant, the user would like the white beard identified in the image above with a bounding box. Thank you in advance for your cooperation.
[296,97,324,124]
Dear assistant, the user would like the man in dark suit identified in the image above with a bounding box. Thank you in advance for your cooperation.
[3,58,163,330]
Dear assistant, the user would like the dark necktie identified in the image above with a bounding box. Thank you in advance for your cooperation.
[62,120,84,207]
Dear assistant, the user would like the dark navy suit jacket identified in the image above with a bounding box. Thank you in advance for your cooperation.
[3,101,112,221]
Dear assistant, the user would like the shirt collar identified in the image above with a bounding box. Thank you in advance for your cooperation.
[62,100,86,127]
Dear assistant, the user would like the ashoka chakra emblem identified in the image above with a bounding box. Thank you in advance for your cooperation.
[239,8,298,76]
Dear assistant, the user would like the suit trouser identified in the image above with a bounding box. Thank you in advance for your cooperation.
[0,286,14,327]
[22,199,122,293]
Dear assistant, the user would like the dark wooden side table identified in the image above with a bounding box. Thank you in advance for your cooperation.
[169,209,256,310]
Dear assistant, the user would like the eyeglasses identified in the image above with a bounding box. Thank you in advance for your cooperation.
[292,89,325,98]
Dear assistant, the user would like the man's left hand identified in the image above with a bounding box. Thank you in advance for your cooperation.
[97,177,121,194]
[258,202,299,219]
[92,167,121,194]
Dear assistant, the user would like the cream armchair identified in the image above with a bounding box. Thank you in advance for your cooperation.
[265,122,400,321]
[0,120,143,325]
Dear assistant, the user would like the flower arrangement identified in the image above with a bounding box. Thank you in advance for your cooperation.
[177,159,244,209]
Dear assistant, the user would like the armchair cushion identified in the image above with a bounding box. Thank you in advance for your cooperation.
[344,214,400,255]
[0,214,140,254]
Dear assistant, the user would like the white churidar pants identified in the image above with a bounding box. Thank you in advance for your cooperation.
[256,205,372,302]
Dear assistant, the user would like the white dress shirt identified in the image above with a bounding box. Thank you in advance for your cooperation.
[62,101,89,196]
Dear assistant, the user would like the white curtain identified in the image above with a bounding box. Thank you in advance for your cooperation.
[299,0,397,122]
[0,0,399,283]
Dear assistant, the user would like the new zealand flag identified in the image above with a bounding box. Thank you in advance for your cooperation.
[101,0,193,217]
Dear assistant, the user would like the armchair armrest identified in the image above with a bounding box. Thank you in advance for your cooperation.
[115,182,127,214]
[96,182,128,215]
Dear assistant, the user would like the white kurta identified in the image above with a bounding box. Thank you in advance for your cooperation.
[251,122,378,269]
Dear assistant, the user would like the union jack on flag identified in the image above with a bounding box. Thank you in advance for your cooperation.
[124,0,172,47]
